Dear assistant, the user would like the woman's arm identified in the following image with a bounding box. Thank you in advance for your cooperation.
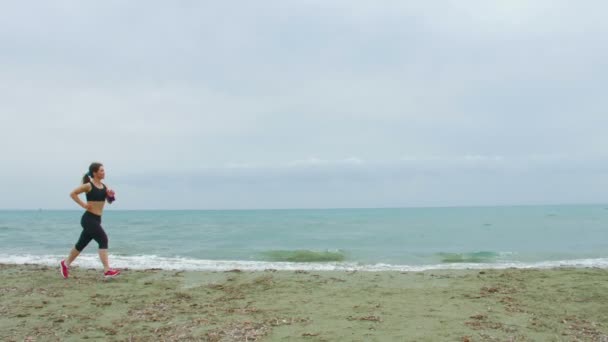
[70,184,92,210]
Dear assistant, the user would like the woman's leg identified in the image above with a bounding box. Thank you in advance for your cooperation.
[61,226,90,278]
[98,249,110,272]
[65,247,80,266]
[86,219,111,272]
[69,227,93,266]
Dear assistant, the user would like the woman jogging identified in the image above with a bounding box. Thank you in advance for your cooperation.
[60,162,121,279]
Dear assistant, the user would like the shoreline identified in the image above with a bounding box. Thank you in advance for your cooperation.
[1,264,607,341]
[2,254,608,273]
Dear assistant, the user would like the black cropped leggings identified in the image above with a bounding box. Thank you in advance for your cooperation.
[75,211,108,251]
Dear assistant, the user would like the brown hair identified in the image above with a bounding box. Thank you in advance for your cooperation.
[82,162,103,184]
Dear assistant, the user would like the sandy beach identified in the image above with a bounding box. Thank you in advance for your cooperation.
[1,264,606,341]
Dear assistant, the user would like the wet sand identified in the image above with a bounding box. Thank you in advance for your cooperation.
[1,264,607,341]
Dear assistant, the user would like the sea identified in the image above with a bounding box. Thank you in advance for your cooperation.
[1,205,607,272]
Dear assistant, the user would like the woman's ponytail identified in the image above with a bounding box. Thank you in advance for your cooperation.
[83,162,103,184]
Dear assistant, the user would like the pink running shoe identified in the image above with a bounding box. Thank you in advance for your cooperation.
[103,269,121,278]
[60,260,69,279]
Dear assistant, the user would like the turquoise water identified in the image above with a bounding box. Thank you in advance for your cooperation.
[1,205,607,271]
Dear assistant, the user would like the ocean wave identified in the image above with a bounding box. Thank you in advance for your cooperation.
[1,253,607,272]
[438,251,503,263]
[260,250,346,262]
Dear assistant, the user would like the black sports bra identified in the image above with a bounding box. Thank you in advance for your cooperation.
[86,182,107,202]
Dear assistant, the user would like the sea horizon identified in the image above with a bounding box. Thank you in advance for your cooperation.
[2,201,607,212]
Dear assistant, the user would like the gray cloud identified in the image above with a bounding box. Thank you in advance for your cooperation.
[95,156,608,210]
[1,1,607,209]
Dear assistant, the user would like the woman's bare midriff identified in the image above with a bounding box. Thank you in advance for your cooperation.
[87,201,105,216]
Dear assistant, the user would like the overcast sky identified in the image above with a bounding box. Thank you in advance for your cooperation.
[1,1,607,209]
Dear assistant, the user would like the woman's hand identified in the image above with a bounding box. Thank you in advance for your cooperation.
[106,188,116,204]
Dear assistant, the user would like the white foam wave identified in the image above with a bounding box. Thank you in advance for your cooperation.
[2,253,608,272]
